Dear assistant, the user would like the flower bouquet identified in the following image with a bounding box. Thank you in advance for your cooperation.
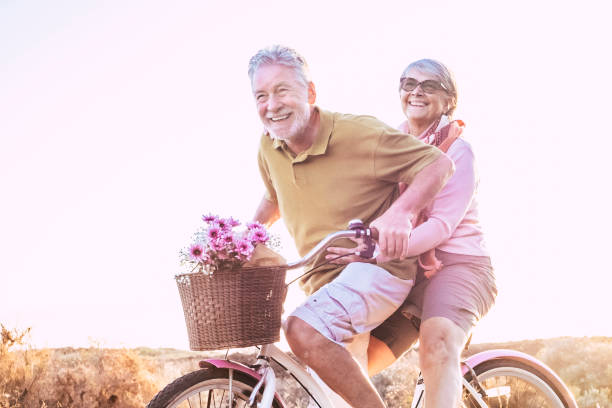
[176,214,287,350]
[179,214,282,275]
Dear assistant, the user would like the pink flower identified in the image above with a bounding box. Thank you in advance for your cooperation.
[247,221,265,231]
[216,218,231,231]
[189,243,205,261]
[209,238,225,252]
[183,213,278,273]
[221,233,235,246]
[226,217,240,227]
[249,228,269,243]
[208,226,221,240]
[236,238,254,257]
[202,213,218,224]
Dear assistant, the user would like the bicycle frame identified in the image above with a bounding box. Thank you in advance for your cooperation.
[160,221,577,408]
[202,343,335,408]
[201,345,579,408]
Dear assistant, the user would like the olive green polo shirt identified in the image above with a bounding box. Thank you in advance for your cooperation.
[257,108,442,295]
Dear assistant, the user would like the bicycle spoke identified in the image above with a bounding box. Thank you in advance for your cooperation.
[146,369,280,408]
[463,361,567,408]
[483,375,549,407]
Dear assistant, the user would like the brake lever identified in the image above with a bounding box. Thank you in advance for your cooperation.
[348,219,377,259]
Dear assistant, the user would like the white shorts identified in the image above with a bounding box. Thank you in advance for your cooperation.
[289,262,414,346]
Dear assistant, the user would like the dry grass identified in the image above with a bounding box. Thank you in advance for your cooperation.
[1,324,161,408]
[1,323,611,407]
[1,325,50,408]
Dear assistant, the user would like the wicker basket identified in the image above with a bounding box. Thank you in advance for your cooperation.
[176,266,287,351]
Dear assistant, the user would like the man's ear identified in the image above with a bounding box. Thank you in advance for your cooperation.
[308,82,317,104]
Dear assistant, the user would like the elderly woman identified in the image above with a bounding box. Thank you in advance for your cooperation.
[328,59,497,407]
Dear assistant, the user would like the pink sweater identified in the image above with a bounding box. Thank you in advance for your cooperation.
[403,119,489,257]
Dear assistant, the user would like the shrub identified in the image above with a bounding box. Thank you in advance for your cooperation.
[1,324,51,408]
[0,324,163,408]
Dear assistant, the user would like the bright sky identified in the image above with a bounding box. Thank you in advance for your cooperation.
[1,1,611,350]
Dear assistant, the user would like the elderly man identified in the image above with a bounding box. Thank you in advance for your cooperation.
[250,45,454,408]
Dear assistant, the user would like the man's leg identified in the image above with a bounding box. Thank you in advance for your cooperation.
[285,262,414,408]
[287,320,380,408]
[418,317,467,408]
[306,332,371,408]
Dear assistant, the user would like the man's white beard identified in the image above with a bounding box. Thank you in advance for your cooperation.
[266,109,310,142]
[267,128,286,141]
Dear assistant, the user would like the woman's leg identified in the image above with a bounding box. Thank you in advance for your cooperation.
[416,250,497,408]
[367,284,422,375]
[419,317,468,408]
[367,335,397,376]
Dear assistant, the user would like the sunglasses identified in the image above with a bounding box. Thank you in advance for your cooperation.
[399,77,448,94]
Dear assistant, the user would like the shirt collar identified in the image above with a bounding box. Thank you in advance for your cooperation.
[306,107,332,156]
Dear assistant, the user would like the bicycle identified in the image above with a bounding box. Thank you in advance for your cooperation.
[147,221,578,408]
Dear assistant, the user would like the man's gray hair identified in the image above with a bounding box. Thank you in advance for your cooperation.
[248,45,312,86]
[400,59,458,117]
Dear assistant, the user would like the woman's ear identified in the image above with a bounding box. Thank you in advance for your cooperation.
[444,96,453,115]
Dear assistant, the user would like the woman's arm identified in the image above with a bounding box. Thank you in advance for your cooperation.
[326,140,477,262]
[370,152,454,260]
[403,140,478,255]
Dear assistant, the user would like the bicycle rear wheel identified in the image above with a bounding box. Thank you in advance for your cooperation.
[462,359,567,408]
[146,367,283,408]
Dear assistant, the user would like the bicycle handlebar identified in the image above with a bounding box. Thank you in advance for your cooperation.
[285,219,378,269]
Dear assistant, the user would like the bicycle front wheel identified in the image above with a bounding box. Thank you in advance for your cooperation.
[146,367,283,408]
[462,359,567,408]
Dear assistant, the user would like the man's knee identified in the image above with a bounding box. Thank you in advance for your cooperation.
[419,317,465,368]
[285,317,321,362]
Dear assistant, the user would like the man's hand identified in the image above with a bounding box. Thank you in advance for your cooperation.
[325,213,413,262]
[368,153,453,261]
[370,210,414,260]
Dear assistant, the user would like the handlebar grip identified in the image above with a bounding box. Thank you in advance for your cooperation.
[348,219,378,258]
[356,227,378,259]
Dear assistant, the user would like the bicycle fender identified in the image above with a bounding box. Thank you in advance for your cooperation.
[462,349,577,408]
[201,359,286,407]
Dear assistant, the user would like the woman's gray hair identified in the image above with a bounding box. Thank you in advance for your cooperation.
[400,59,458,117]
[248,45,311,87]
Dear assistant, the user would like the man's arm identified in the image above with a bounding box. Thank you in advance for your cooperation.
[253,195,280,227]
[371,153,454,259]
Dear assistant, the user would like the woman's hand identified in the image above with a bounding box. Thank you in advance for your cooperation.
[326,246,369,264]
[325,237,366,264]
[325,239,393,265]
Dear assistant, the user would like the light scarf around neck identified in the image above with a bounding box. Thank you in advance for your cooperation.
[399,115,465,278]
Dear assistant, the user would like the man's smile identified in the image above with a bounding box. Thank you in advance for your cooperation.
[269,113,291,122]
